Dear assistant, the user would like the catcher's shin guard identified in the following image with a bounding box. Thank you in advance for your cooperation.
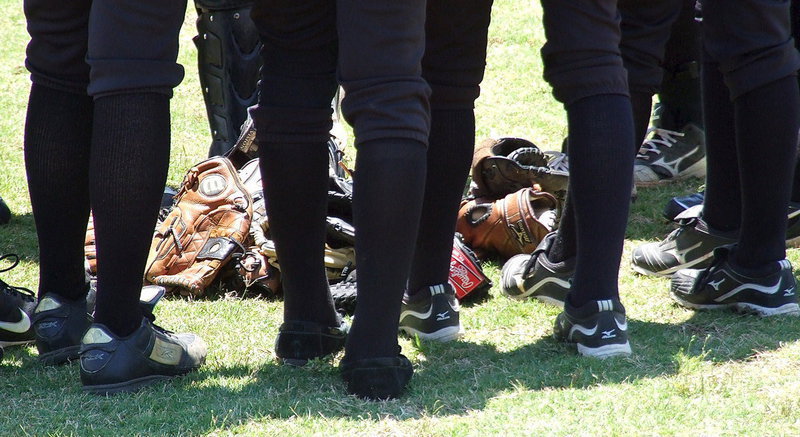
[194,3,261,157]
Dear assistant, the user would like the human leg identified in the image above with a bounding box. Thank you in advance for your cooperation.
[671,0,800,315]
[539,0,634,356]
[335,0,430,399]
[76,0,207,393]
[401,0,494,341]
[23,0,95,364]
[250,0,341,344]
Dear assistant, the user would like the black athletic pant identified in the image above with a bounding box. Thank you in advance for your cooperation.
[250,0,491,360]
[700,0,800,270]
[24,0,187,336]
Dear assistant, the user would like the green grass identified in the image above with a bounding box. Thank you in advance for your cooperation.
[2,0,800,435]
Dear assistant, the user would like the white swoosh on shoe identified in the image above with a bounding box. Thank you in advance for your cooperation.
[400,304,432,321]
[0,309,31,333]
[716,278,783,301]
[569,323,597,338]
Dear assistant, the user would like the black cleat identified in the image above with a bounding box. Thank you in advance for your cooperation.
[671,245,800,317]
[274,318,348,366]
[0,254,37,347]
[32,291,94,365]
[80,318,207,395]
[501,232,572,307]
[631,216,736,277]
[340,347,413,400]
[553,298,631,358]
[399,284,463,342]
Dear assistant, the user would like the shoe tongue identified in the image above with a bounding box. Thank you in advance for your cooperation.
[139,286,166,317]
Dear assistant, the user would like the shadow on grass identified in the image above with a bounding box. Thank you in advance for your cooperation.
[18,308,786,435]
[3,298,800,434]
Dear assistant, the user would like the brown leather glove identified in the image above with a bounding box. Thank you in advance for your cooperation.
[145,157,253,296]
[456,187,558,260]
[470,137,569,200]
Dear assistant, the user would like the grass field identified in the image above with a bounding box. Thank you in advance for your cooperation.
[3,1,800,436]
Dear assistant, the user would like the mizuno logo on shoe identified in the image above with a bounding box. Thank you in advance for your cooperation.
[651,146,701,176]
[709,278,725,291]
[601,329,616,339]
[0,309,30,333]
[784,287,796,296]
[436,312,450,321]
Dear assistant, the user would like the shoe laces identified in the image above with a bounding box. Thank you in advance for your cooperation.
[0,254,35,303]
[545,151,569,172]
[636,128,685,160]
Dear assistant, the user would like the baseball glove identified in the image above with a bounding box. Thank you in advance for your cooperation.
[456,187,558,260]
[145,156,253,297]
[470,137,569,200]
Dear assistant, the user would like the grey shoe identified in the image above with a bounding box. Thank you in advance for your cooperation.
[634,124,706,186]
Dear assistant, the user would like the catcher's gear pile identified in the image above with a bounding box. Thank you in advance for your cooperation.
[85,130,563,311]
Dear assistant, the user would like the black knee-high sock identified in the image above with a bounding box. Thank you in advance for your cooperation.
[792,159,800,204]
[565,94,634,307]
[550,93,640,265]
[24,84,93,301]
[259,141,338,327]
[734,76,799,271]
[407,109,474,293]
[630,91,653,147]
[701,61,741,232]
[91,94,170,337]
[345,140,426,361]
[549,194,577,263]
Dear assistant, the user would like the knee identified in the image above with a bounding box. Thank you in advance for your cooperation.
[543,49,630,105]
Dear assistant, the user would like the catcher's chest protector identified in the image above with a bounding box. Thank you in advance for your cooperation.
[145,157,253,296]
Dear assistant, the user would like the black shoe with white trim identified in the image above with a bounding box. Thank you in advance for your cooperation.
[501,232,573,307]
[670,245,800,317]
[399,284,463,342]
[0,254,37,347]
[631,215,736,277]
[553,298,631,358]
